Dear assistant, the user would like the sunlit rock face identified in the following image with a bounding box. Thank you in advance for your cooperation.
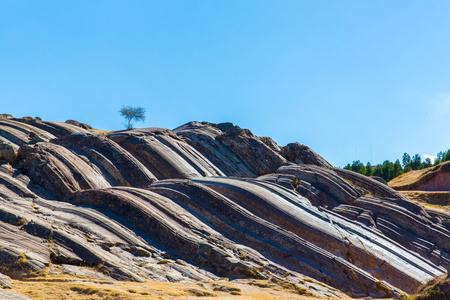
[0,117,449,298]
[107,127,225,180]
[174,121,287,177]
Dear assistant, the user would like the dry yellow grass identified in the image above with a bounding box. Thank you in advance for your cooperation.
[8,274,357,300]
[89,129,113,135]
[398,190,450,213]
[388,161,450,190]
[388,170,425,189]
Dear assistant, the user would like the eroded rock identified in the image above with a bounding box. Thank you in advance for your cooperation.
[53,133,157,187]
[21,142,111,199]
[174,122,286,177]
[0,140,16,163]
[108,128,225,179]
[0,118,449,298]
[65,120,93,130]
[281,142,332,168]
[278,164,365,207]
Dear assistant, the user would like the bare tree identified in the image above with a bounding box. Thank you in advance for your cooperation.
[120,105,146,129]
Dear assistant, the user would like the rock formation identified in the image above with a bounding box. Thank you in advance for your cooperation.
[0,117,448,298]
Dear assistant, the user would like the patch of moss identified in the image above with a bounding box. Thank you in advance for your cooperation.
[244,268,266,279]
[16,218,28,226]
[238,251,247,261]
[157,259,172,264]
[375,280,392,298]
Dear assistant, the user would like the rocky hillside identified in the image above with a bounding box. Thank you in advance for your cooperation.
[0,116,449,299]
[389,161,450,191]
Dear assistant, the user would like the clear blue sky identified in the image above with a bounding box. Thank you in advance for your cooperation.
[2,1,450,167]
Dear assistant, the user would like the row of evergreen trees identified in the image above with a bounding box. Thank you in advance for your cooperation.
[343,150,450,182]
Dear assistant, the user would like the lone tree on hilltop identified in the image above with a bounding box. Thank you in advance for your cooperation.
[120,105,146,129]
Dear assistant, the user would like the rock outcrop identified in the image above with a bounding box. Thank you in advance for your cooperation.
[0,116,448,298]
[174,122,287,177]
[281,142,332,168]
[108,128,225,180]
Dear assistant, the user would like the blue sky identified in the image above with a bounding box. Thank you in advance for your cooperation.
[2,1,450,167]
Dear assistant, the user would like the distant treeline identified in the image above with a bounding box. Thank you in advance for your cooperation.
[343,150,450,182]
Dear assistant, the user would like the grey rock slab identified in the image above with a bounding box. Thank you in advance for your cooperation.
[0,176,213,282]
[0,272,13,289]
[33,198,152,251]
[65,120,93,130]
[150,179,416,297]
[258,136,282,152]
[61,264,113,280]
[190,177,444,293]
[73,187,269,278]
[175,121,284,177]
[334,167,412,203]
[257,173,341,208]
[22,142,111,199]
[281,142,333,168]
[427,209,450,231]
[12,117,90,137]
[53,133,157,187]
[107,127,181,143]
[215,124,287,175]
[109,130,222,179]
[155,134,225,177]
[278,164,365,206]
[0,119,56,141]
[354,196,450,268]
[0,169,36,199]
[256,173,298,190]
[0,125,30,147]
[332,204,378,229]
[0,221,50,276]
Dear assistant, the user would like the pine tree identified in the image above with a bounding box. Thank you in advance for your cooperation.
[402,153,411,172]
[365,162,373,176]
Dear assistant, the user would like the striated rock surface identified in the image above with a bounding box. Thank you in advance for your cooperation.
[278,164,365,207]
[108,127,225,180]
[65,119,93,130]
[281,142,332,168]
[151,178,440,296]
[335,167,413,202]
[20,142,112,199]
[11,117,90,137]
[53,132,157,187]
[174,122,287,177]
[0,116,449,298]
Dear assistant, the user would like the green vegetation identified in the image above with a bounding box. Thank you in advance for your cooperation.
[119,105,146,129]
[343,149,450,182]
[405,273,449,300]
